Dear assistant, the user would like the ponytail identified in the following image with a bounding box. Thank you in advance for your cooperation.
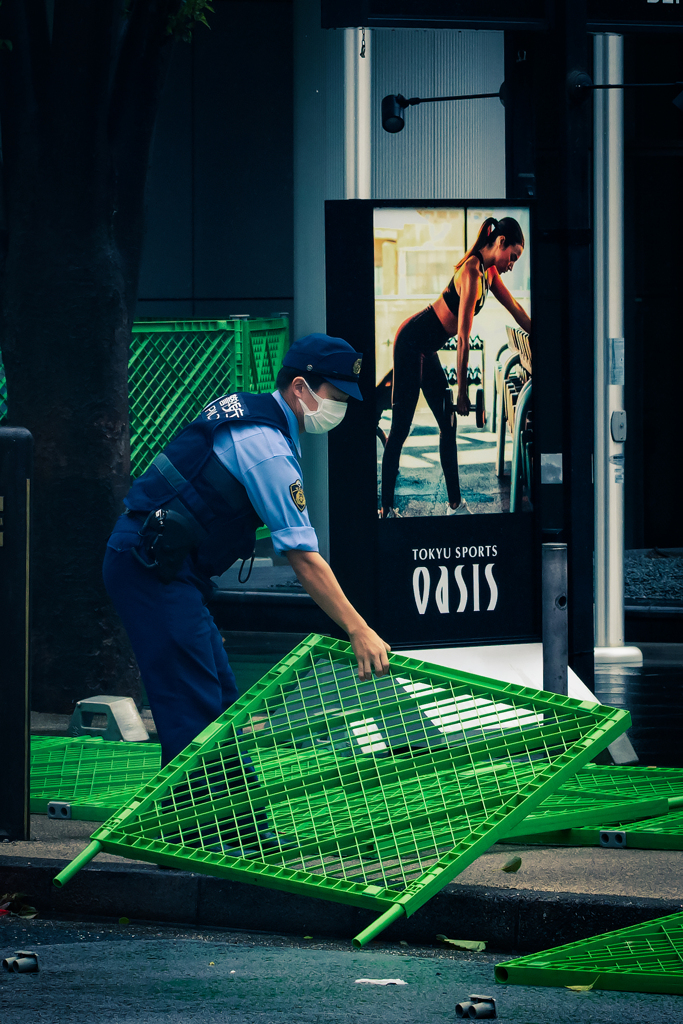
[454,216,525,271]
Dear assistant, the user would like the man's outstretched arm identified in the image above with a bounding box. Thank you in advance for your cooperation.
[285,549,391,681]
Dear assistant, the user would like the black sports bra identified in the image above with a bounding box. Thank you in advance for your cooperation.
[441,250,489,318]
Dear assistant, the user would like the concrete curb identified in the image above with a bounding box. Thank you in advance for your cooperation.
[2,857,681,952]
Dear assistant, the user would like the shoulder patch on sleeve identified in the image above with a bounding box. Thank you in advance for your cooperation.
[289,479,307,512]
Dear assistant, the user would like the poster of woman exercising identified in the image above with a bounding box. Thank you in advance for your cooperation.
[375,206,532,518]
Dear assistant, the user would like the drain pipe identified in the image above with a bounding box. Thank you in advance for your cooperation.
[344,26,371,199]
[593,33,641,668]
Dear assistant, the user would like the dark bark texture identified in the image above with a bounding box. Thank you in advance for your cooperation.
[0,0,181,711]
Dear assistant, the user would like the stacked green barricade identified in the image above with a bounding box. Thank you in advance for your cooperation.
[51,635,630,946]
[506,763,683,850]
[30,735,673,834]
[129,316,289,478]
[496,911,683,995]
[0,317,289,469]
[31,736,161,821]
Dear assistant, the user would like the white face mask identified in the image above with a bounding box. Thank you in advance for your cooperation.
[299,380,348,434]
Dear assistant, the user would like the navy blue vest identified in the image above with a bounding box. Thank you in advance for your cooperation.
[125,392,294,584]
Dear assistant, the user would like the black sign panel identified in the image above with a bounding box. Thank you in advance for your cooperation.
[321,1,547,30]
[322,0,683,32]
[378,515,537,647]
[587,0,683,32]
[326,200,540,650]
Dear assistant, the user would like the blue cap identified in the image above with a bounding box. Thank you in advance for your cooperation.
[283,333,363,401]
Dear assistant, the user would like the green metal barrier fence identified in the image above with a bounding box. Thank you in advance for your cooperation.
[508,808,683,851]
[506,764,683,849]
[0,316,289,479]
[129,317,289,477]
[31,736,161,820]
[496,911,683,995]
[30,737,668,830]
[52,635,630,945]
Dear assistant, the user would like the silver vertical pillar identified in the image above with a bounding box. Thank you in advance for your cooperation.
[593,34,641,668]
[344,27,372,199]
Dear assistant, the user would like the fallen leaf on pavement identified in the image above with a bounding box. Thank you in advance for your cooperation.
[436,935,487,951]
[566,978,598,992]
[1,894,37,919]
[501,855,522,873]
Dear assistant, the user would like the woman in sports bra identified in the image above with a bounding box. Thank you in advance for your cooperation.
[380,216,531,518]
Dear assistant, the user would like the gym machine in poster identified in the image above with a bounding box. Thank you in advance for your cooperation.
[326,199,539,648]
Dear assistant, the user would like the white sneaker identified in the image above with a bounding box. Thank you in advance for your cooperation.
[447,499,472,515]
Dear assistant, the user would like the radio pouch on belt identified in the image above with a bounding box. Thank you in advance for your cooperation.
[133,509,199,584]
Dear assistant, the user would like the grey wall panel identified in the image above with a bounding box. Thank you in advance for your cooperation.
[193,2,294,301]
[137,2,294,317]
[293,1,347,560]
[293,7,344,339]
[372,30,505,200]
[138,41,193,303]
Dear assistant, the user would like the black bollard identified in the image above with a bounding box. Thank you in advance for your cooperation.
[542,542,568,696]
[0,427,33,842]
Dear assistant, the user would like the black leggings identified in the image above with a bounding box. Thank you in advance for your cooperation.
[381,306,460,510]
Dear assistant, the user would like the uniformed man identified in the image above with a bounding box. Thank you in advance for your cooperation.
[103,333,390,768]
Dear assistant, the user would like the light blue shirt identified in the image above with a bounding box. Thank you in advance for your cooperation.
[212,390,319,555]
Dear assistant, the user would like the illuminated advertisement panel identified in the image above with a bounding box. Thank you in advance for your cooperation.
[327,200,539,648]
[374,205,531,519]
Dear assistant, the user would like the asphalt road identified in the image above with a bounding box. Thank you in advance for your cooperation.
[1,919,682,1023]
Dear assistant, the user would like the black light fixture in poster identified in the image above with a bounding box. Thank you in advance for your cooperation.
[326,200,540,649]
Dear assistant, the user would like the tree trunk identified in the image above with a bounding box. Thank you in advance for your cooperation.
[0,0,182,711]
[2,207,140,711]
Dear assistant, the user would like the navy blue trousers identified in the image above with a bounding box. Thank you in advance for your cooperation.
[103,515,239,767]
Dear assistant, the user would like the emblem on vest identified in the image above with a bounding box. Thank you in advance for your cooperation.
[203,394,246,422]
[289,479,306,512]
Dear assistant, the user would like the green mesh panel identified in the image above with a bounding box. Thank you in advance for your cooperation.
[59,635,629,943]
[559,764,683,802]
[0,318,289,474]
[496,911,683,995]
[505,764,683,848]
[129,317,288,478]
[30,738,664,831]
[504,787,668,840]
[247,325,290,395]
[512,809,683,851]
[31,735,161,820]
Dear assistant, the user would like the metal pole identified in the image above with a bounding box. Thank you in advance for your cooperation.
[0,427,33,842]
[593,34,642,668]
[352,903,405,947]
[542,543,568,696]
[53,840,102,887]
[344,27,371,199]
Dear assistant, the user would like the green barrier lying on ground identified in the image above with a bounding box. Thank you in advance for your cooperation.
[30,735,670,832]
[496,911,683,995]
[51,634,630,946]
[31,736,161,820]
[505,764,683,850]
